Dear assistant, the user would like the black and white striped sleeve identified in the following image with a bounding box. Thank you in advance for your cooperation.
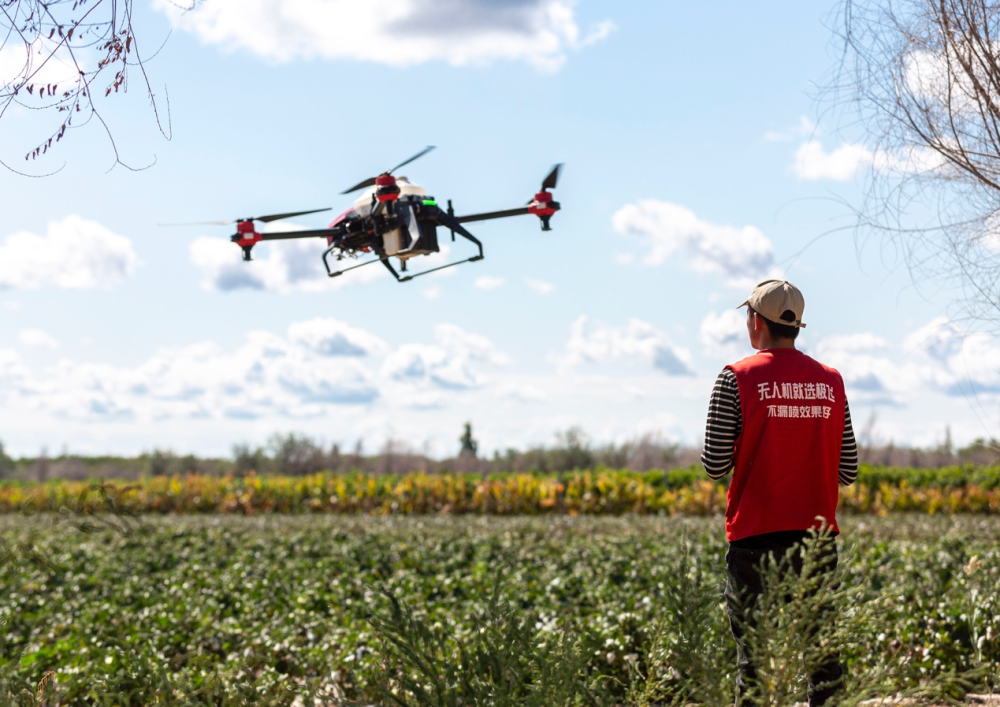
[838,399,859,486]
[701,368,741,479]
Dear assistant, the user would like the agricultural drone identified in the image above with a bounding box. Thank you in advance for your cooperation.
[174,147,562,282]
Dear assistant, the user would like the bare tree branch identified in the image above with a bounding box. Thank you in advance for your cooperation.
[834,0,1000,328]
[0,0,187,171]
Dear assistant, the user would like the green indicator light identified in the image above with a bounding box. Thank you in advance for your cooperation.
[423,199,437,206]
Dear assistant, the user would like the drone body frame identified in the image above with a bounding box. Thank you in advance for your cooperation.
[221,150,562,283]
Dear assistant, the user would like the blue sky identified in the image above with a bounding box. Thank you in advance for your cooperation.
[2,0,999,458]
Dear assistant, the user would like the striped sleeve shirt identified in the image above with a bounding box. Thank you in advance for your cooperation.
[700,368,859,486]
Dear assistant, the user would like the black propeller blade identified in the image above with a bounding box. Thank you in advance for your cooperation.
[541,163,562,191]
[160,219,239,226]
[255,208,332,223]
[340,146,436,194]
[389,145,436,174]
[527,164,564,204]
[160,208,331,227]
[340,176,378,195]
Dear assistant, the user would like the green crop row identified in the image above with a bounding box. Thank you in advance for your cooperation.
[0,515,997,705]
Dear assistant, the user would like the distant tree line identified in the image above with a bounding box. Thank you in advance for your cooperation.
[0,423,996,482]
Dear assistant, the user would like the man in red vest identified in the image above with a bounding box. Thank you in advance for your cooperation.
[701,279,858,707]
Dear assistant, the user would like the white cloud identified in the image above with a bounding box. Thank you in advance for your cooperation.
[153,0,613,72]
[791,137,944,182]
[699,309,747,359]
[422,285,443,299]
[0,349,31,389]
[904,317,965,361]
[524,277,555,295]
[765,115,816,143]
[819,333,889,355]
[287,317,388,357]
[190,236,385,293]
[0,216,139,290]
[5,313,997,455]
[191,227,470,291]
[903,48,986,118]
[0,318,508,422]
[814,318,1000,403]
[555,315,693,376]
[871,145,947,176]
[382,324,510,402]
[19,329,59,349]
[475,276,505,290]
[496,382,548,402]
[612,200,778,288]
[902,318,1000,395]
[0,42,89,88]
[1,301,21,311]
[793,140,874,181]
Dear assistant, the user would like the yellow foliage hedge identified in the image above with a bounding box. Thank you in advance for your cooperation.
[1,468,998,515]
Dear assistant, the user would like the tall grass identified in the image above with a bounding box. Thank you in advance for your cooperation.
[367,575,605,707]
[364,532,996,707]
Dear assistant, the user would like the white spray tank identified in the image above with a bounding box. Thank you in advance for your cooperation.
[354,178,427,257]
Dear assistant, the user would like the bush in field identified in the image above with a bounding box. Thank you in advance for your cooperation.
[624,538,733,706]
[0,442,13,480]
[488,429,679,474]
[268,433,331,476]
[232,442,270,476]
[369,577,605,707]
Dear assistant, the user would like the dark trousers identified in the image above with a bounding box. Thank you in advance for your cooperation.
[725,535,845,707]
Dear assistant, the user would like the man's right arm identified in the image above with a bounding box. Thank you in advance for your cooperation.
[701,368,742,479]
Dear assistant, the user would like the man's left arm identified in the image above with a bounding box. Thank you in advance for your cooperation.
[839,399,859,486]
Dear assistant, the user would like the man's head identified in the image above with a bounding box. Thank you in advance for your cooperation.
[739,279,806,348]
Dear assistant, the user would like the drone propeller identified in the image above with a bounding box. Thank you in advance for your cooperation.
[527,164,563,204]
[160,207,331,227]
[340,146,436,194]
[541,163,561,191]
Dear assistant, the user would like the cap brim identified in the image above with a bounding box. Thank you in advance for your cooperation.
[736,299,750,309]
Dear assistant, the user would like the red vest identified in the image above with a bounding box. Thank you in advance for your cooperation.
[725,349,845,542]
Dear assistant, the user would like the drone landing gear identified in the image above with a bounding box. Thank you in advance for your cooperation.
[379,254,485,282]
[322,249,383,278]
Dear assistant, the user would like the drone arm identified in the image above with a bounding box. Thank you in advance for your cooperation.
[232,225,348,261]
[453,207,531,224]
[430,206,484,259]
[256,228,346,242]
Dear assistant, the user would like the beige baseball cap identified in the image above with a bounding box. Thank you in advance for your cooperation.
[738,279,806,328]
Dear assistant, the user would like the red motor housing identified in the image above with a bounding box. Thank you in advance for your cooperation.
[234,220,262,248]
[233,220,262,260]
[528,190,560,231]
[528,190,557,217]
[375,174,401,203]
